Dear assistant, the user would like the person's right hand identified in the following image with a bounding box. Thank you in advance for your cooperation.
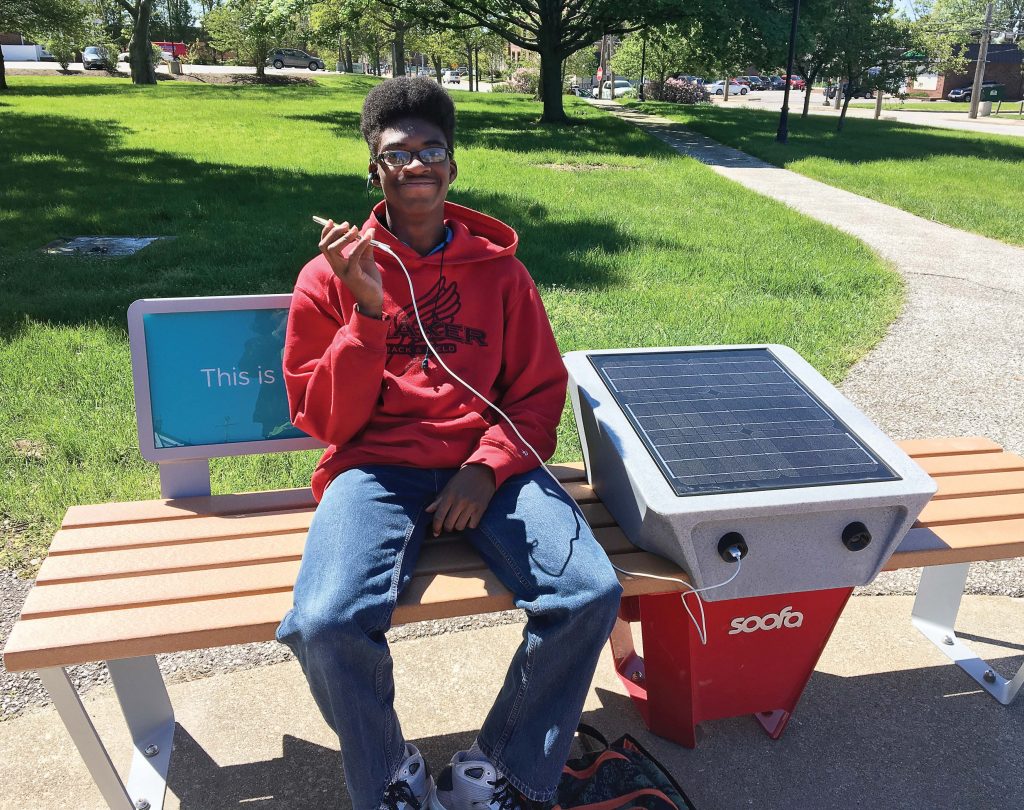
[319,220,384,318]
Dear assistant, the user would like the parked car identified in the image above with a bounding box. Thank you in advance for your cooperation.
[591,78,634,98]
[748,75,771,91]
[786,75,806,90]
[266,48,325,71]
[826,82,874,100]
[947,81,1002,102]
[82,46,112,70]
[732,77,751,87]
[443,69,461,84]
[706,80,748,96]
[769,75,787,90]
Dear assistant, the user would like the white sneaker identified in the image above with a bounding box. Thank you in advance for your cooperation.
[382,743,434,810]
[430,751,543,810]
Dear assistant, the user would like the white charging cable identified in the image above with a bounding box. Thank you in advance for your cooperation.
[318,220,745,644]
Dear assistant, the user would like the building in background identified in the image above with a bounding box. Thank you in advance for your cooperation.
[907,42,1024,101]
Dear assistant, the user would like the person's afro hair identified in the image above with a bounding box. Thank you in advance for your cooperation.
[360,77,456,156]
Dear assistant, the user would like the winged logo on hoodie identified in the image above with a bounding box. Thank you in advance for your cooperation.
[399,276,461,325]
[388,275,488,357]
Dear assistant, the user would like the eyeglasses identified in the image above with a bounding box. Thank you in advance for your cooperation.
[375,147,452,167]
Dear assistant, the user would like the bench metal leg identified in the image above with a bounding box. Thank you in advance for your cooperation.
[38,656,174,810]
[911,563,1024,705]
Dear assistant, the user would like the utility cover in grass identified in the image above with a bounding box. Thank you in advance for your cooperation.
[42,236,173,257]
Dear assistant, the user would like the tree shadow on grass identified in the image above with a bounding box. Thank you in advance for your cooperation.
[637,103,1024,166]
[288,105,667,161]
[0,114,646,339]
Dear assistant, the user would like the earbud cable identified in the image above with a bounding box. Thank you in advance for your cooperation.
[372,239,741,644]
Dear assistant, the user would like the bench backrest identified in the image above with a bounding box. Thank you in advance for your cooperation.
[127,296,325,498]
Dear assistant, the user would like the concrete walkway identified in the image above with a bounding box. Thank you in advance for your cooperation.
[1,595,1021,809]
[595,99,1024,597]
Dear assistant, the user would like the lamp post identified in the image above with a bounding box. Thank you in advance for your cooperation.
[639,28,648,101]
[776,0,802,143]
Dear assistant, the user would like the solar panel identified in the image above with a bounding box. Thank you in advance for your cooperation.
[589,348,899,497]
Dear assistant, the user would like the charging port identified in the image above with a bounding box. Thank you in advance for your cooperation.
[718,532,748,563]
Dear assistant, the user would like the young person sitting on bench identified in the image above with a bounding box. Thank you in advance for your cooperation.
[276,77,623,810]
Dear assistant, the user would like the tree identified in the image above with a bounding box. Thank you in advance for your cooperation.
[204,0,295,78]
[387,0,694,122]
[564,43,598,84]
[611,25,706,95]
[828,0,913,129]
[163,0,194,41]
[683,0,784,102]
[410,25,462,80]
[0,0,91,89]
[774,0,847,116]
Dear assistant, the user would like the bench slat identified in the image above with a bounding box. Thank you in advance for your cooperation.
[24,526,640,619]
[37,532,310,584]
[886,518,1024,569]
[897,437,1002,457]
[917,492,1024,526]
[913,451,1024,477]
[932,470,1024,500]
[3,547,684,671]
[49,509,315,554]
[61,475,598,530]
[62,488,318,529]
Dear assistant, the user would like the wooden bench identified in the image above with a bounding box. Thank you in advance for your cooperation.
[4,438,1024,809]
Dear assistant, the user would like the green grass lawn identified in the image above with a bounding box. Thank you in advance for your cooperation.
[0,75,901,573]
[625,100,1024,247]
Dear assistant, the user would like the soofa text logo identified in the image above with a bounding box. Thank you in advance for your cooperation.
[728,606,804,635]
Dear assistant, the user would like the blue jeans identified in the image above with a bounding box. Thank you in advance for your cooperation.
[276,465,622,808]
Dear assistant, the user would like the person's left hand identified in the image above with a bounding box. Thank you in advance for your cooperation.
[426,464,496,536]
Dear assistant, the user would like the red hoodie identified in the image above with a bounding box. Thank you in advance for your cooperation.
[284,201,568,502]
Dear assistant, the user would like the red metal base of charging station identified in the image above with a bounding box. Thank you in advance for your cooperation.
[610,586,853,748]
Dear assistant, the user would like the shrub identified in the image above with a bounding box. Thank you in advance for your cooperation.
[648,77,710,104]
[103,43,122,73]
[44,34,76,70]
[490,82,513,93]
[184,40,217,65]
[508,66,540,96]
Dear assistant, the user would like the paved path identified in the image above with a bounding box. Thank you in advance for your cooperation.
[593,99,1024,596]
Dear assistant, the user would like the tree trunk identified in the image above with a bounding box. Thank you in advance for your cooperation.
[393,26,406,76]
[474,47,479,91]
[465,45,473,90]
[128,0,157,85]
[345,43,353,74]
[432,55,443,83]
[723,75,730,102]
[539,47,566,122]
[372,48,381,76]
[0,47,7,91]
[838,88,853,131]
[802,68,817,117]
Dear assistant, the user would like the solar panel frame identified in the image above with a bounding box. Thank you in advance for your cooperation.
[588,348,900,497]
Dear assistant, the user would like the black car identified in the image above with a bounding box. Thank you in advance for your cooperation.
[769,75,787,90]
[746,75,770,91]
[826,82,875,100]
[947,81,1002,102]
